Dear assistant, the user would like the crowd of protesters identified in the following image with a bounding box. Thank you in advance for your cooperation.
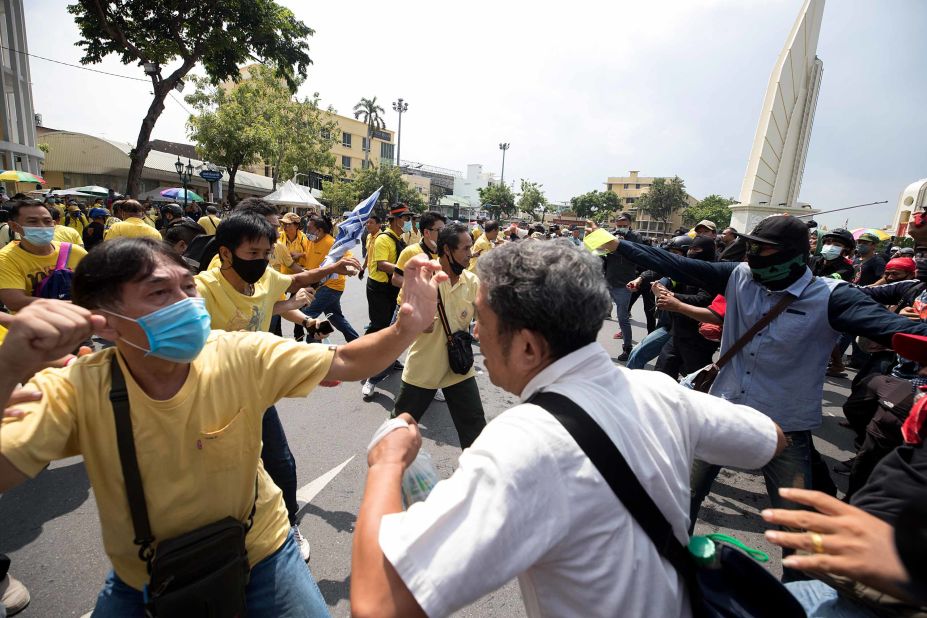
[0,188,926,618]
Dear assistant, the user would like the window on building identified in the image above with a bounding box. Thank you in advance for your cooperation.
[636,183,641,189]
[342,156,351,169]
[342,133,352,148]
[362,137,370,152]
[625,197,635,204]
[362,159,370,170]
[380,142,395,162]
[624,183,629,189]
[607,183,613,192]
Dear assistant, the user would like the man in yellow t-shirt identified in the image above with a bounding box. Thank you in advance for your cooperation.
[0,236,444,612]
[392,210,446,289]
[197,205,222,236]
[49,206,85,246]
[63,203,90,236]
[279,212,312,275]
[390,222,486,448]
[360,215,382,279]
[104,199,163,242]
[0,200,87,311]
[471,217,485,241]
[468,219,500,271]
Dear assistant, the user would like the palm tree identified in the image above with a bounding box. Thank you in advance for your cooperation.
[353,96,385,167]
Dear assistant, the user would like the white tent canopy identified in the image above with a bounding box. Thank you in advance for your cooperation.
[264,179,323,211]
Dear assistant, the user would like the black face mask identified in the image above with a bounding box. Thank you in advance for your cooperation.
[746,251,807,290]
[231,253,269,284]
[446,250,466,276]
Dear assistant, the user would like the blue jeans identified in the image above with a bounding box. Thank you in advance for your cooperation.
[626,327,671,370]
[92,531,331,617]
[785,581,880,617]
[262,406,298,525]
[303,286,359,342]
[609,286,633,350]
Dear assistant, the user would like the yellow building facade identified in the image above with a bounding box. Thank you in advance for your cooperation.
[604,170,698,239]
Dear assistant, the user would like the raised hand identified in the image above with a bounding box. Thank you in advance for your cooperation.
[396,253,447,335]
[334,255,362,276]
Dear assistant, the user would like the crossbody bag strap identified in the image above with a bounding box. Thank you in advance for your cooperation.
[435,290,454,342]
[526,391,703,608]
[714,293,795,370]
[109,355,156,568]
[55,243,72,271]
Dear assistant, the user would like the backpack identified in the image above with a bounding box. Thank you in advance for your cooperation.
[186,235,217,273]
[34,243,75,300]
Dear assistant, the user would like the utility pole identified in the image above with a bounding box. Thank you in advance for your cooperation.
[499,142,510,186]
[392,98,408,166]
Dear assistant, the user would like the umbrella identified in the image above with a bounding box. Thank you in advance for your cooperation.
[0,170,45,184]
[71,185,114,197]
[160,188,204,202]
[851,228,891,241]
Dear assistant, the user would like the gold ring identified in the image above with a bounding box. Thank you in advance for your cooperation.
[809,532,825,554]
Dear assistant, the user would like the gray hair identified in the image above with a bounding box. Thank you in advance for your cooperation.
[477,239,611,359]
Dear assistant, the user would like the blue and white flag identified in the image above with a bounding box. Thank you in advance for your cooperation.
[321,186,382,268]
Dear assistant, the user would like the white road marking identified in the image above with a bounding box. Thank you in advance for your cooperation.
[296,455,355,504]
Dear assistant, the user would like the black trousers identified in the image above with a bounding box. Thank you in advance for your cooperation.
[366,279,399,334]
[629,287,657,333]
[392,377,487,448]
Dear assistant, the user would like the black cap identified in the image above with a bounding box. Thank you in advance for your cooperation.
[616,212,633,222]
[737,215,809,254]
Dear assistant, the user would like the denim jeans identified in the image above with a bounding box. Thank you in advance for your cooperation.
[262,406,299,526]
[609,286,633,351]
[690,430,813,531]
[627,327,671,370]
[91,531,331,617]
[303,285,359,342]
[785,581,880,617]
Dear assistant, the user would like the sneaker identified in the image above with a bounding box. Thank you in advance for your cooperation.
[292,525,311,562]
[616,351,630,362]
[0,574,30,616]
[434,389,445,402]
[361,380,375,399]
[613,332,623,339]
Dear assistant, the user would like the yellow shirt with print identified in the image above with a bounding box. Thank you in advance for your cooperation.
[401,270,479,390]
[0,331,334,590]
[0,241,87,299]
[195,265,292,333]
[197,215,221,236]
[369,230,403,284]
[468,233,493,271]
[53,225,84,246]
[104,217,164,242]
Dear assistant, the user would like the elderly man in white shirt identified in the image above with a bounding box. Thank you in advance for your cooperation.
[351,239,787,618]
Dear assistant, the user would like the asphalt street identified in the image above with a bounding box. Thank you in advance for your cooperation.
[1,272,857,617]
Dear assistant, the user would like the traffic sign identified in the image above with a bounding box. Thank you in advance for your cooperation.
[199,169,223,182]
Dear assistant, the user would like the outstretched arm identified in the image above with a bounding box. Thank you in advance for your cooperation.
[828,284,927,347]
[615,240,736,295]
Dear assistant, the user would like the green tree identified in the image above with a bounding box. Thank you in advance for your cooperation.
[517,179,548,222]
[635,176,689,230]
[570,190,622,221]
[429,186,447,207]
[353,97,385,168]
[68,1,313,197]
[320,179,359,217]
[682,194,734,229]
[478,183,516,221]
[340,164,424,213]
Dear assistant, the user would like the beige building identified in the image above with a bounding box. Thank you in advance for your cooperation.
[402,173,430,203]
[605,170,699,239]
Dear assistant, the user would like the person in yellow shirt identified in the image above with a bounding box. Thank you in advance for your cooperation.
[468,219,500,271]
[104,199,163,242]
[471,217,485,241]
[44,195,65,218]
[63,203,90,236]
[278,212,311,272]
[0,238,444,614]
[197,205,222,236]
[49,206,85,246]
[392,210,446,289]
[401,210,422,246]
[0,200,87,311]
[298,214,360,342]
[389,222,485,447]
[359,215,382,280]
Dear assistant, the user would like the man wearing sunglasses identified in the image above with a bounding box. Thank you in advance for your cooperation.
[610,214,927,576]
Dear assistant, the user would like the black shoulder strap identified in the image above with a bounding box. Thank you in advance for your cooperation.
[526,391,704,610]
[435,290,453,342]
[109,355,156,567]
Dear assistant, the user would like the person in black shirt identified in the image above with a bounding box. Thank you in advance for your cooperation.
[854,232,887,286]
[810,228,856,281]
[82,207,108,251]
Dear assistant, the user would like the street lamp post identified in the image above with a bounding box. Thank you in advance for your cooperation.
[499,143,510,186]
[392,98,408,167]
[175,156,193,210]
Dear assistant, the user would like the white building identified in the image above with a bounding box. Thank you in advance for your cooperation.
[453,164,496,211]
[891,178,927,238]
[0,0,43,176]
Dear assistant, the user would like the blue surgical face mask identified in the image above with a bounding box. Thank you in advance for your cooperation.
[402,220,413,233]
[820,244,843,261]
[306,233,318,242]
[22,226,55,246]
[103,297,211,363]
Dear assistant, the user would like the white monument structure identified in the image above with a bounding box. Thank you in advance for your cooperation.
[729,0,825,233]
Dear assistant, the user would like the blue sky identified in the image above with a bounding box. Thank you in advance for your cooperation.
[25,0,927,230]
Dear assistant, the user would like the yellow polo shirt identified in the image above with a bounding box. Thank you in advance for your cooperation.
[279,231,312,275]
[64,210,89,236]
[0,332,334,590]
[53,225,84,246]
[195,265,292,333]
[0,241,87,299]
[370,230,403,284]
[401,270,479,390]
[197,215,221,236]
[468,233,493,271]
[104,216,163,241]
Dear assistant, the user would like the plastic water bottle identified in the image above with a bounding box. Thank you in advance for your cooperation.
[367,418,440,507]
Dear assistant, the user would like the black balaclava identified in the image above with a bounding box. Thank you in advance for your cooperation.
[746,247,808,290]
[687,235,716,262]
